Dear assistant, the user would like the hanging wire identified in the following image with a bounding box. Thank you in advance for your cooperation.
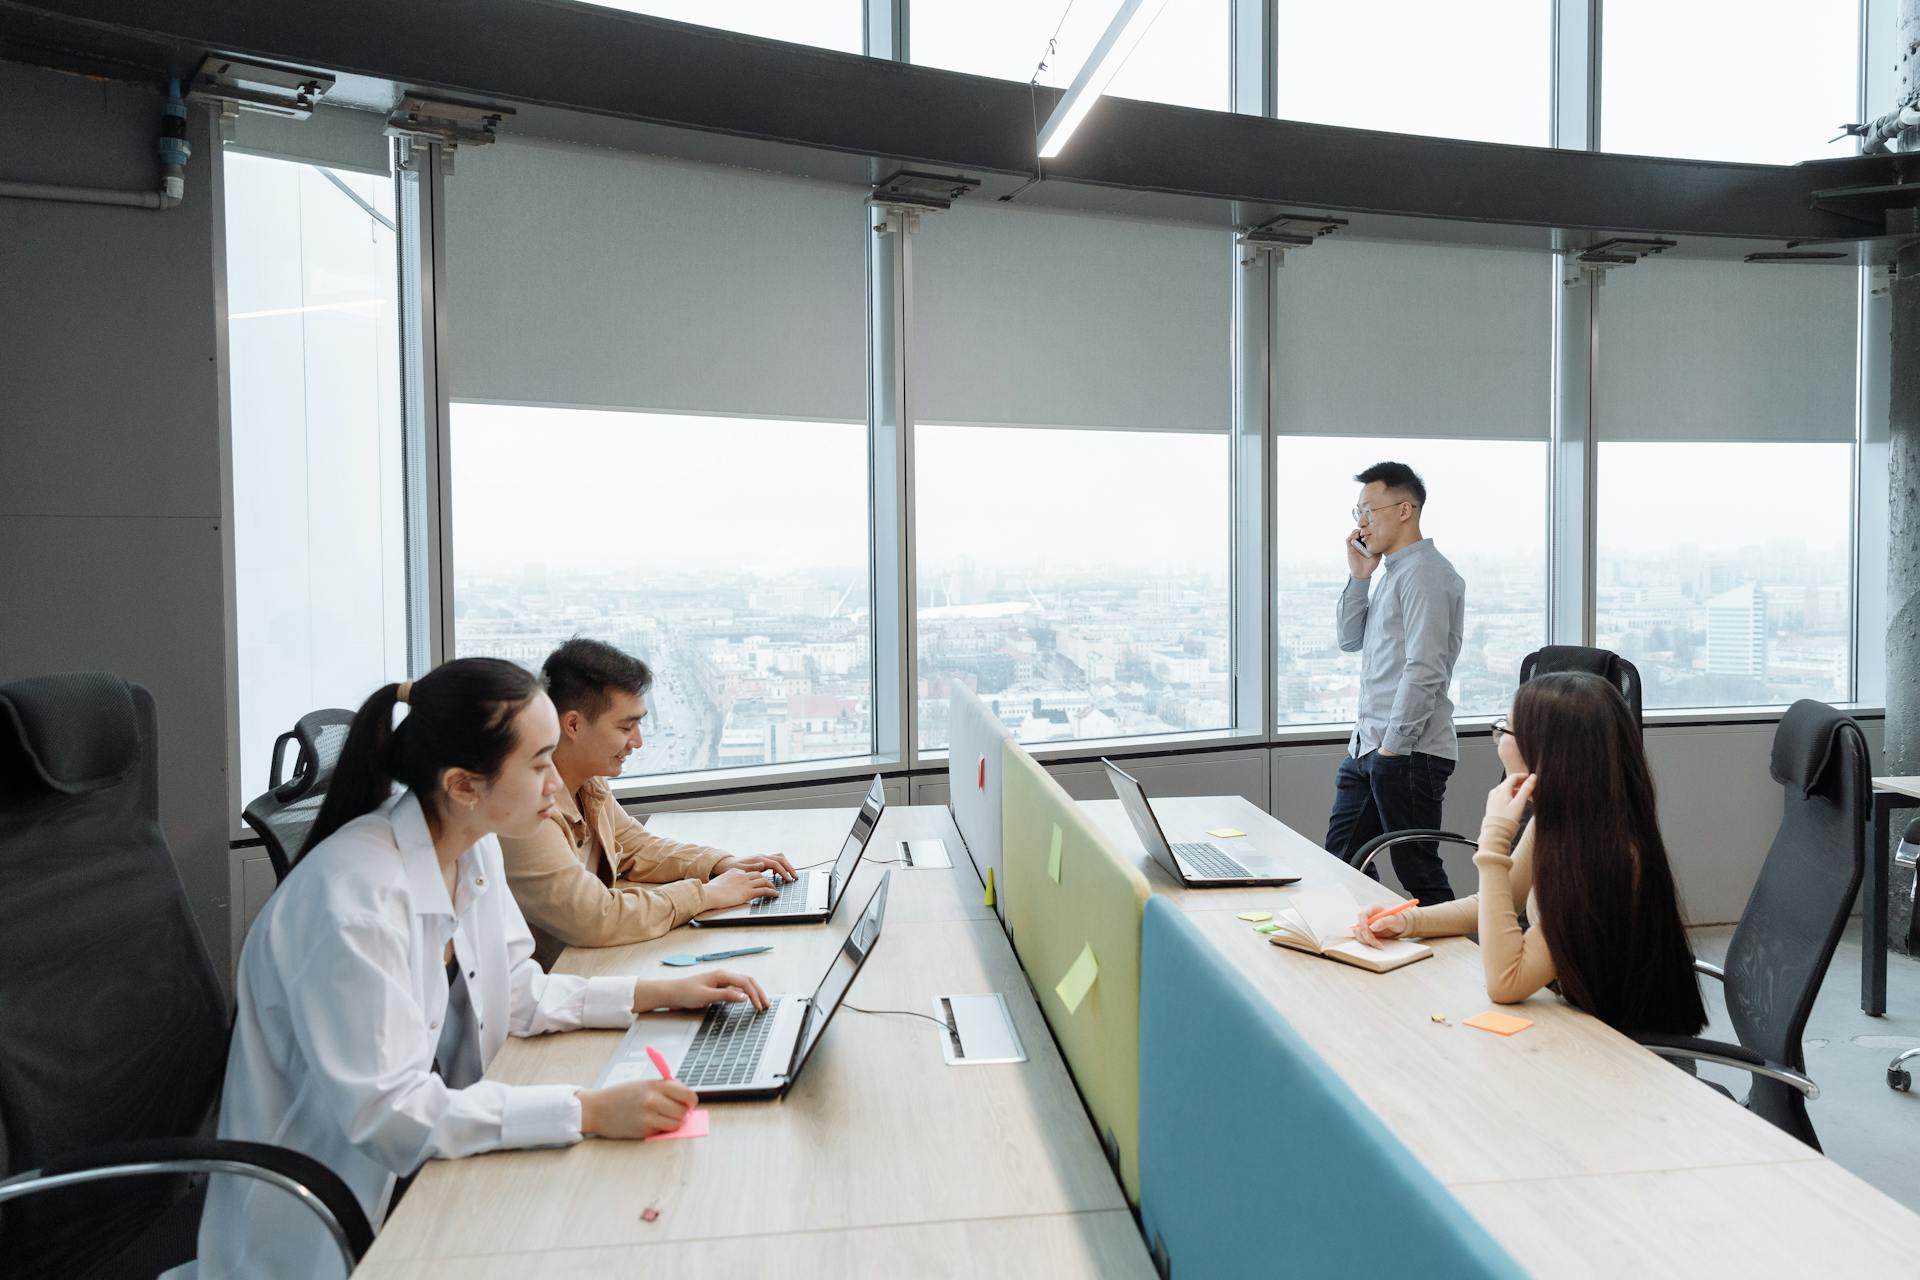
[1004,0,1083,202]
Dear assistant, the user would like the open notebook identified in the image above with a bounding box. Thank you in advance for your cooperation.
[1265,885,1433,974]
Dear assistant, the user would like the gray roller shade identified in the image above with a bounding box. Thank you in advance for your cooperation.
[1274,239,1550,440]
[1596,258,1857,442]
[445,136,868,422]
[912,202,1231,432]
[225,105,391,178]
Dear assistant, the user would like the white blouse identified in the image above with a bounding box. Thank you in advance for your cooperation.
[179,790,637,1279]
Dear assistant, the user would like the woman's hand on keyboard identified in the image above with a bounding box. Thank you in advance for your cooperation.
[713,852,798,882]
[635,969,770,1014]
[701,868,783,912]
[577,1078,699,1139]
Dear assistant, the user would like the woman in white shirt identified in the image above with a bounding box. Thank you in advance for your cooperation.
[184,658,765,1279]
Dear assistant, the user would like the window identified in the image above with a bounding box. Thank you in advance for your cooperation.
[1276,0,1551,145]
[1272,240,1553,725]
[576,0,862,53]
[911,203,1233,749]
[224,126,407,807]
[1601,0,1860,164]
[1594,260,1857,708]
[442,138,872,779]
[911,0,1230,112]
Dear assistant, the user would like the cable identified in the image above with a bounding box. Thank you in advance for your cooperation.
[844,1003,956,1035]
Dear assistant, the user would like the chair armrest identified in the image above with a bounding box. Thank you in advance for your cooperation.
[0,1137,373,1265]
[1634,1033,1819,1100]
[1348,829,1478,876]
[1693,960,1726,983]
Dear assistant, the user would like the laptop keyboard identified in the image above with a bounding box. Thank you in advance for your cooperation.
[677,997,785,1088]
[1172,841,1253,879]
[747,871,813,914]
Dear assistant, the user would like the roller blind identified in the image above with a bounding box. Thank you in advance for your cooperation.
[226,105,390,178]
[912,202,1231,432]
[1595,258,1857,442]
[445,136,868,422]
[1274,238,1550,440]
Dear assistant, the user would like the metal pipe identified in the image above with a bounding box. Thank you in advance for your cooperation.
[0,179,176,208]
[0,78,188,209]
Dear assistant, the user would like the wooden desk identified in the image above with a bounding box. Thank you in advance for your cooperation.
[1091,795,1920,1271]
[1863,776,1920,1016]
[362,806,1145,1277]
[353,1211,1152,1279]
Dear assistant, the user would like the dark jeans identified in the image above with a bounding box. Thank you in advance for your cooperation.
[1325,750,1457,905]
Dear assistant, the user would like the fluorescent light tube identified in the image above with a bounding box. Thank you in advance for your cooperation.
[1035,0,1170,160]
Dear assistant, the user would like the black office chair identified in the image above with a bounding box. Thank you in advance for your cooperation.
[1634,699,1868,1151]
[1346,646,1644,882]
[242,707,353,882]
[0,672,372,1278]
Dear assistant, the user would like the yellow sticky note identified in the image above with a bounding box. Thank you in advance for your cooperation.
[1463,1010,1534,1037]
[1206,827,1248,839]
[1047,824,1063,883]
[1236,910,1273,923]
[983,866,995,907]
[1055,943,1099,1013]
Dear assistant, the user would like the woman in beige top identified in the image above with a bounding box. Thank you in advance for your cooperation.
[1353,670,1707,1036]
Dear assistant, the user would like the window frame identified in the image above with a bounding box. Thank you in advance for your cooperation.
[355,0,1879,808]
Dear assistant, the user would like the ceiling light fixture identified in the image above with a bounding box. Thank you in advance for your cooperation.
[1034,0,1170,160]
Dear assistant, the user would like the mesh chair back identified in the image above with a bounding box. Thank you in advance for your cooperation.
[241,708,354,882]
[1723,699,1867,1147]
[0,673,228,1277]
[1519,645,1643,729]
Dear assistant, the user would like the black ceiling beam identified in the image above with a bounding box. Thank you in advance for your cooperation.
[0,0,1906,242]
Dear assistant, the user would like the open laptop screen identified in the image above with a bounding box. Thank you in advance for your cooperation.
[1102,759,1184,881]
[788,871,890,1084]
[825,775,887,906]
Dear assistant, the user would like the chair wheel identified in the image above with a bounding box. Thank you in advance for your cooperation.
[1890,1068,1912,1093]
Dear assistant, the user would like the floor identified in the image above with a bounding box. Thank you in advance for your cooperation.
[1689,921,1920,1212]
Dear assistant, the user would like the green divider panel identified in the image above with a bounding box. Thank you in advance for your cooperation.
[1001,738,1150,1202]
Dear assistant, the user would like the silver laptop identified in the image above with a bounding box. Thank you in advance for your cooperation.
[1102,758,1299,888]
[692,774,885,927]
[598,872,891,1100]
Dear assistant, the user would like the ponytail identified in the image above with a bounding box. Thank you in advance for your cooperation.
[298,658,541,862]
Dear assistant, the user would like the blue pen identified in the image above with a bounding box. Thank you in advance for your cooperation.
[660,945,774,967]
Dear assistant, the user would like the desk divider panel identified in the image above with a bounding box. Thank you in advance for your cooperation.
[1002,738,1150,1203]
[1138,898,1526,1278]
[946,685,1013,927]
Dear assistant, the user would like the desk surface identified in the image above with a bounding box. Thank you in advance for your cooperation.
[364,805,1145,1276]
[1873,775,1920,801]
[354,1210,1152,1279]
[1083,793,1920,1270]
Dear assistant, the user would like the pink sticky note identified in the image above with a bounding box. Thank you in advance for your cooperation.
[977,755,987,790]
[644,1108,710,1142]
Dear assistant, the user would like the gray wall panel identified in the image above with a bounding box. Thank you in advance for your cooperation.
[0,65,225,520]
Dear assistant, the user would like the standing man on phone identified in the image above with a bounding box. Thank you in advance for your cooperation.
[1324,462,1466,904]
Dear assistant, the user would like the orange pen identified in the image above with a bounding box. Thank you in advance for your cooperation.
[1365,898,1420,926]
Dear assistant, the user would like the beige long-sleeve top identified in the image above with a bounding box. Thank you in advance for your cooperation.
[499,776,727,970]
[1400,814,1557,1005]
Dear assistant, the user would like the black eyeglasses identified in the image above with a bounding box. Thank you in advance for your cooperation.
[1490,717,1515,742]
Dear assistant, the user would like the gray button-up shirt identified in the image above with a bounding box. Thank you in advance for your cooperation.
[1336,538,1465,760]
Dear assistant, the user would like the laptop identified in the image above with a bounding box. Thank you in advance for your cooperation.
[692,774,885,927]
[597,871,891,1099]
[1101,758,1299,888]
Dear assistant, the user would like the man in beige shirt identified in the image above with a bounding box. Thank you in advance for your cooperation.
[502,638,796,968]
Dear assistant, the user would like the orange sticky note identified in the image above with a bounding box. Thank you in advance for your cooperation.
[977,755,987,790]
[644,1108,710,1142]
[1463,1011,1533,1037]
